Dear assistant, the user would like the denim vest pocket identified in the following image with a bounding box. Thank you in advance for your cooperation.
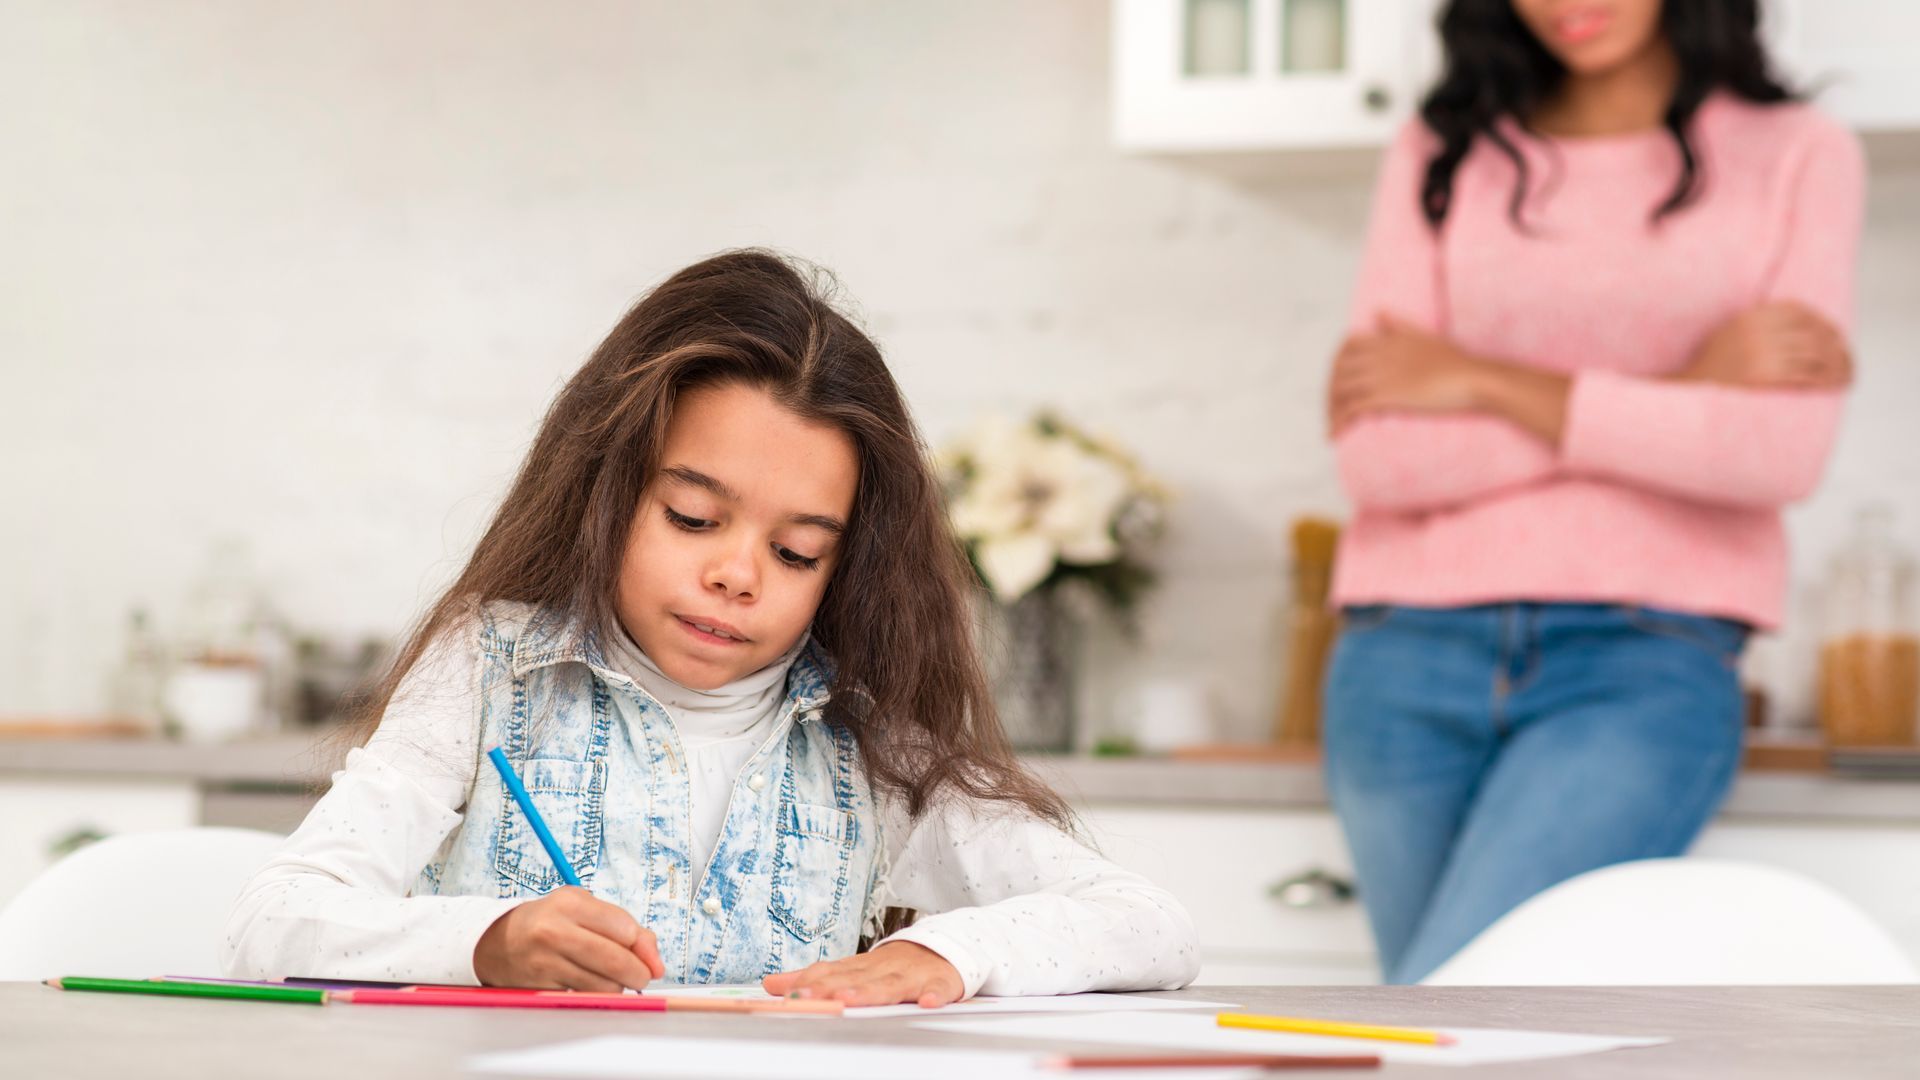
[493,756,606,893]
[768,800,856,942]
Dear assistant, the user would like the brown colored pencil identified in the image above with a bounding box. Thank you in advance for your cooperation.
[1042,1051,1381,1069]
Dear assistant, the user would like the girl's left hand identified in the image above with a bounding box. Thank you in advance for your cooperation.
[762,941,965,1007]
[1329,313,1488,434]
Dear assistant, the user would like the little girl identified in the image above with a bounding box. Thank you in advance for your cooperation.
[222,250,1198,1005]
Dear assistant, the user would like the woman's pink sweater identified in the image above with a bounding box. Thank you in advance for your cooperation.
[1330,94,1865,628]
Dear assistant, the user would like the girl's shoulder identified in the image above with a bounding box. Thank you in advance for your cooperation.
[468,601,592,669]
[470,598,557,638]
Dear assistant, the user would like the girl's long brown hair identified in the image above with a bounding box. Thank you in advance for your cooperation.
[341,249,1071,829]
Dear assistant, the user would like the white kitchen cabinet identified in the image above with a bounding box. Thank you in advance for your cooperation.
[0,777,199,909]
[1081,805,1377,984]
[1079,801,1920,986]
[1112,0,1443,151]
[1114,0,1920,153]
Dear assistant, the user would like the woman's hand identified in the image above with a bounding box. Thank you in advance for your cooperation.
[761,941,965,1008]
[473,886,666,991]
[1329,312,1571,446]
[1678,301,1852,389]
[1328,314,1489,434]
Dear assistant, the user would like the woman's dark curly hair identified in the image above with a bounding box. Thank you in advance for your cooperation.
[1418,0,1797,228]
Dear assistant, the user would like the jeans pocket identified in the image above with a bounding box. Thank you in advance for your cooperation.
[1618,606,1751,669]
[493,757,606,893]
[1340,605,1399,633]
[768,800,856,942]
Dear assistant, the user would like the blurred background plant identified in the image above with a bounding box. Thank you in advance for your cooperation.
[941,410,1170,750]
[941,410,1169,618]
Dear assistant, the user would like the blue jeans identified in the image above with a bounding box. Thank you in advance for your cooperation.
[1322,603,1748,984]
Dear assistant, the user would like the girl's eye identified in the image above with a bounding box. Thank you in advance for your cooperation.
[668,507,820,571]
[774,544,822,572]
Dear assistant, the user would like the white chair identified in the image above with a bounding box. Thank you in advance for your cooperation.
[0,826,284,981]
[1421,858,1919,986]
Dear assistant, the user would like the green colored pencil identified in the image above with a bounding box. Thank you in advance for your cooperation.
[45,976,328,1005]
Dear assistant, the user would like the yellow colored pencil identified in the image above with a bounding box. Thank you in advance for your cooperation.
[1218,1012,1457,1047]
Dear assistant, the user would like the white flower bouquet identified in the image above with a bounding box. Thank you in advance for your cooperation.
[940,411,1168,612]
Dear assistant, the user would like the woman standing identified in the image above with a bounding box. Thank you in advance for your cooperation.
[1323,0,1862,984]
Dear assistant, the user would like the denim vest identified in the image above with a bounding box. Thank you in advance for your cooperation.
[416,603,883,982]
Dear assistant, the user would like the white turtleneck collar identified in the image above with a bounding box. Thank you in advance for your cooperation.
[606,625,809,745]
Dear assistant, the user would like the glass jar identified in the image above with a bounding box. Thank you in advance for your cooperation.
[1818,505,1919,747]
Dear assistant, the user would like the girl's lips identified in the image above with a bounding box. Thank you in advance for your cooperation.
[1555,7,1611,46]
[676,615,749,646]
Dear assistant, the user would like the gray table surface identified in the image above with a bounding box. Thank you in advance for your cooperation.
[4,982,1916,1078]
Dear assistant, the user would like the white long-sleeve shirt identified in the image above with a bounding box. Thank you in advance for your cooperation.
[220,634,1198,999]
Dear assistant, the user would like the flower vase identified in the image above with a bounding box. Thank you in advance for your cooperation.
[984,590,1079,753]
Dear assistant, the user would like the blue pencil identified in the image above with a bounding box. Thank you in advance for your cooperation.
[487,746,582,888]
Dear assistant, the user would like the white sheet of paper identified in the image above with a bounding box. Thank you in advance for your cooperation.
[642,983,1239,1020]
[466,1035,1267,1080]
[911,1012,1669,1067]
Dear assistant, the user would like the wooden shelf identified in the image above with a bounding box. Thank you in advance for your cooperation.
[0,718,152,740]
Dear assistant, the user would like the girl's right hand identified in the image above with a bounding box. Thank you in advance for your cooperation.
[472,886,666,991]
[1679,301,1853,389]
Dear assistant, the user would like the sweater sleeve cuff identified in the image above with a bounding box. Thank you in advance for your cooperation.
[879,920,993,1000]
[438,896,535,985]
[1561,367,1654,476]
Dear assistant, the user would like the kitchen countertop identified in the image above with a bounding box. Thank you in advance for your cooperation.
[4,733,1917,824]
[1027,753,1920,824]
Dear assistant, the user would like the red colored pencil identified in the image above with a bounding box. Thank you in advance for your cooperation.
[339,988,668,1011]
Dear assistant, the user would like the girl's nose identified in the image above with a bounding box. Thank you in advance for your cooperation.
[703,537,760,600]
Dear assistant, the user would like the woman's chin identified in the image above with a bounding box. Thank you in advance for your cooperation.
[1553,43,1638,77]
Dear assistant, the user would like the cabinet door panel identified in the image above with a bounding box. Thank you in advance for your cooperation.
[1113,0,1443,150]
[1083,805,1376,960]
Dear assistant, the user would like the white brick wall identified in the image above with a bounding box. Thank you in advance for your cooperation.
[3,1,1916,740]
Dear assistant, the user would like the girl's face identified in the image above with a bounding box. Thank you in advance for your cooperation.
[1510,0,1665,76]
[616,381,858,691]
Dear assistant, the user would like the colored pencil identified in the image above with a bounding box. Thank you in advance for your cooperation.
[1043,1052,1380,1070]
[342,988,665,1011]
[160,975,412,991]
[46,977,327,1005]
[1218,1011,1456,1046]
[340,987,844,1015]
[487,746,582,887]
[285,976,419,989]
